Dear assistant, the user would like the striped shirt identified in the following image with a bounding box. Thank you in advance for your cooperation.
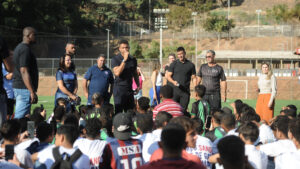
[100,138,144,169]
[153,99,184,119]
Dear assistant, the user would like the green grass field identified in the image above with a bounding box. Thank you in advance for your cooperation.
[32,96,300,120]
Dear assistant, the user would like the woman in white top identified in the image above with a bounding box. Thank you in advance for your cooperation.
[149,61,163,107]
[256,62,277,123]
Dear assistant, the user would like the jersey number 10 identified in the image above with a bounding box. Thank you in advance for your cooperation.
[120,157,143,169]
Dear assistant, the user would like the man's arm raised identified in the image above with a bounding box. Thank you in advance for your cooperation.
[113,51,129,77]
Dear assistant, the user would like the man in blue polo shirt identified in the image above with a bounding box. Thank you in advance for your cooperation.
[83,55,114,105]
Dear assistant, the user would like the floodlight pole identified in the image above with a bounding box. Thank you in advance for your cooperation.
[256,9,262,36]
[106,29,110,60]
[160,16,163,67]
[228,0,230,19]
[149,0,151,31]
[192,12,198,69]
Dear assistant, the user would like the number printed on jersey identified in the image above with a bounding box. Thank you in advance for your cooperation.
[117,145,142,156]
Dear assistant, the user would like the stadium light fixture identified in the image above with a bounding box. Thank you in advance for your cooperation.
[153,8,169,68]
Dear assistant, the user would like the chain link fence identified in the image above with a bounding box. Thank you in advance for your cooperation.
[37,58,161,77]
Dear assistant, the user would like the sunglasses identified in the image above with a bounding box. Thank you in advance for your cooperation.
[206,55,212,58]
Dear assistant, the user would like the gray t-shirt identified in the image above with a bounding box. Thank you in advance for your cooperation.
[197,64,226,94]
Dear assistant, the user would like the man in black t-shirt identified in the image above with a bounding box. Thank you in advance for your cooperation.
[197,50,227,112]
[166,47,197,111]
[0,36,13,126]
[111,40,139,114]
[13,27,39,119]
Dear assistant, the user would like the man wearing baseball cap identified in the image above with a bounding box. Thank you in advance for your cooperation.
[100,113,144,169]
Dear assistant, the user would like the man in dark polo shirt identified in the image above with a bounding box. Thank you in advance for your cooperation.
[83,54,114,105]
[13,27,39,119]
[197,50,227,112]
[0,35,13,126]
[166,47,197,111]
[111,40,139,114]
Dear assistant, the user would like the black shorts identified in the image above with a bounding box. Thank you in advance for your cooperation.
[203,93,221,112]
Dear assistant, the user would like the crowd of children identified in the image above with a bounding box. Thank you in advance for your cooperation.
[0,84,299,169]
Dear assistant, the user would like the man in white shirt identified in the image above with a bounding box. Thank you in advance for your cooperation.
[275,118,300,169]
[257,116,296,157]
[186,118,213,168]
[35,125,90,169]
[152,111,173,142]
[73,118,107,169]
[238,122,267,169]
[134,113,159,162]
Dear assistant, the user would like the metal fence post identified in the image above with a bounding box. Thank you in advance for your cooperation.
[52,59,54,77]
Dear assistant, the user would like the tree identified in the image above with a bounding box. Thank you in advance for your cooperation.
[203,14,235,48]
[266,4,290,24]
[0,0,97,47]
[143,40,160,58]
[166,5,192,31]
[130,40,143,58]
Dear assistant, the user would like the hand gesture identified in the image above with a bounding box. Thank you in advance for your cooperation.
[123,51,129,61]
[70,94,77,101]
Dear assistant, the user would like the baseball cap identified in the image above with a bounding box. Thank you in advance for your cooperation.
[113,113,133,140]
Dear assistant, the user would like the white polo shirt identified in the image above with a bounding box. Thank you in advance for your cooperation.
[37,145,90,169]
[245,144,268,169]
[73,138,107,168]
[133,133,159,163]
[259,139,296,157]
[275,149,300,169]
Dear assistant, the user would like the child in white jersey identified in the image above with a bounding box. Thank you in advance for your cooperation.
[133,113,159,162]
[35,125,90,169]
[275,118,300,169]
[73,118,107,169]
[238,122,267,169]
[257,115,296,157]
[186,118,213,168]
[152,111,173,142]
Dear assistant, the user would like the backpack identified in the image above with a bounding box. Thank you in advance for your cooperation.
[50,146,82,169]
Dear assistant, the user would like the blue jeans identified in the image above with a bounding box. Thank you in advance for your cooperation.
[149,86,161,106]
[0,93,7,127]
[14,88,31,119]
